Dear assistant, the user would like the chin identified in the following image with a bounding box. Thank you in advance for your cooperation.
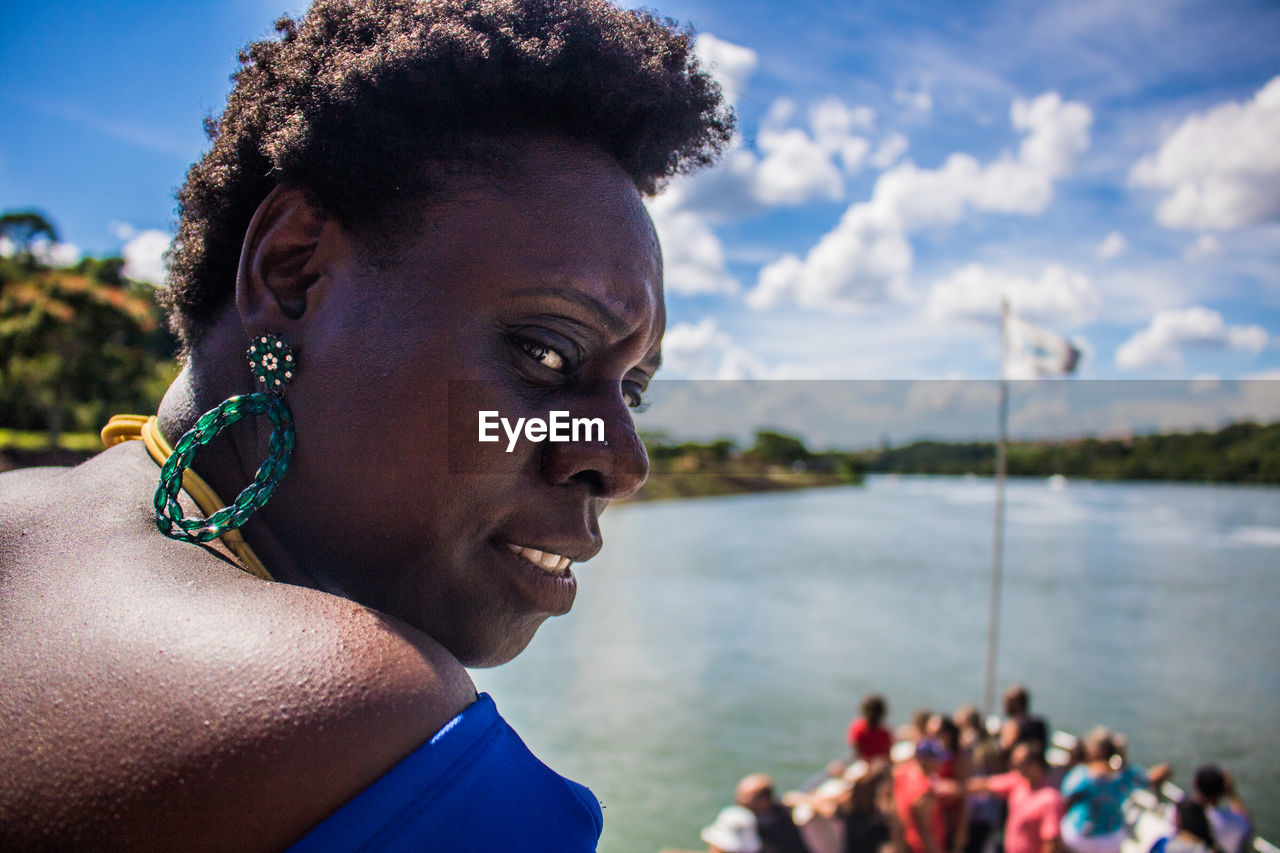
[441,613,549,669]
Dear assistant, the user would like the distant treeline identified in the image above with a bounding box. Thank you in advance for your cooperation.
[865,420,1280,483]
[634,430,865,501]
[641,420,1280,489]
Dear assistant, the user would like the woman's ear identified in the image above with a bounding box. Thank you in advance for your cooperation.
[235,186,331,331]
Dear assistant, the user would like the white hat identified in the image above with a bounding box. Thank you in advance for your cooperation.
[700,805,762,853]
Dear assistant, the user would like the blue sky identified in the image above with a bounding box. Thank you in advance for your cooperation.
[3,0,1279,385]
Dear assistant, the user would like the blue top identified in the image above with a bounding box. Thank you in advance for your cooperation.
[287,693,603,852]
[1061,764,1148,837]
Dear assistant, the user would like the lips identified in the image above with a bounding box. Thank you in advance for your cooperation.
[491,538,585,617]
[504,542,572,575]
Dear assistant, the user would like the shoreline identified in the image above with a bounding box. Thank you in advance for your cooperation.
[630,470,859,502]
[5,444,1278,493]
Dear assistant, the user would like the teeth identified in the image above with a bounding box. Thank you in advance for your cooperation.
[504,542,572,575]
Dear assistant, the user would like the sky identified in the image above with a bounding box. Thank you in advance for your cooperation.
[3,0,1280,394]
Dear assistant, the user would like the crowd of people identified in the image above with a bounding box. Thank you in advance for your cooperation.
[668,686,1255,853]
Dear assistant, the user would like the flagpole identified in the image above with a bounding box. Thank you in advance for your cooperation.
[983,297,1010,718]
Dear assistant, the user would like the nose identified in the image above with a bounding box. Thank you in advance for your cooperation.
[540,391,648,500]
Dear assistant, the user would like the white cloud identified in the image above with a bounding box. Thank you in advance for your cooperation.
[1013,91,1093,177]
[753,128,846,204]
[894,87,933,115]
[1115,305,1270,370]
[108,220,136,241]
[46,242,82,267]
[748,204,912,310]
[660,318,777,379]
[740,97,873,207]
[1,233,81,266]
[1229,326,1271,352]
[651,38,879,297]
[693,34,758,111]
[871,155,980,228]
[30,238,82,267]
[656,30,884,228]
[749,91,1093,310]
[647,195,738,296]
[808,98,875,173]
[810,98,876,138]
[968,155,1057,215]
[1096,231,1127,260]
[121,228,171,285]
[1130,75,1280,230]
[963,92,1093,216]
[869,133,909,170]
[754,100,850,206]
[925,263,1101,328]
[1183,233,1222,261]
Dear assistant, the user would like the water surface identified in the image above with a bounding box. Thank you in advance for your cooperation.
[473,476,1280,852]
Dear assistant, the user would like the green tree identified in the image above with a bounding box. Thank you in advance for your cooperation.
[0,210,60,270]
[748,430,811,466]
[1,257,178,443]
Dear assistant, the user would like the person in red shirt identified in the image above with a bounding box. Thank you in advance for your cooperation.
[894,738,949,853]
[848,694,893,763]
[966,742,1064,853]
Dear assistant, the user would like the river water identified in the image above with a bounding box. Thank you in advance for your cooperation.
[472,476,1280,852]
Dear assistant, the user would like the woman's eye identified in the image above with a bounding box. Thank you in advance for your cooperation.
[519,340,566,372]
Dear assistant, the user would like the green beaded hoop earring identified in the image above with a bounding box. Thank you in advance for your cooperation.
[154,334,297,543]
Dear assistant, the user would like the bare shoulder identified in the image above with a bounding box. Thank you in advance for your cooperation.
[0,445,475,850]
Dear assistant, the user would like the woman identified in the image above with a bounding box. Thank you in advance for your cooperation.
[839,761,896,853]
[955,703,1002,853]
[927,714,970,853]
[1150,801,1222,853]
[848,693,893,763]
[1060,729,1171,853]
[0,0,731,848]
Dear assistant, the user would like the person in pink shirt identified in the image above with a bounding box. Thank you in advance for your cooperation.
[967,742,1065,853]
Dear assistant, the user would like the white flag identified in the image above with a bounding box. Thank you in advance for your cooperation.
[1006,314,1081,377]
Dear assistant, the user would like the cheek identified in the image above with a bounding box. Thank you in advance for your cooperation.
[444,379,545,486]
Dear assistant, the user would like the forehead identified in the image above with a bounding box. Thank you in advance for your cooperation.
[378,139,664,338]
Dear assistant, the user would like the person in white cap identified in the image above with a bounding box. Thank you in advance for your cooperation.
[701,805,764,853]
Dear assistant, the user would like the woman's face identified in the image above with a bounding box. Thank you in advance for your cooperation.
[268,139,663,666]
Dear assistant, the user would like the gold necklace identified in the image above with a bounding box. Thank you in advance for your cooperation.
[102,414,274,581]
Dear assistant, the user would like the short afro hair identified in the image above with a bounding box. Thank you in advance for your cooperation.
[163,0,734,348]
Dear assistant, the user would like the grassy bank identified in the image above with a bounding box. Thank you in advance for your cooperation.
[631,470,856,502]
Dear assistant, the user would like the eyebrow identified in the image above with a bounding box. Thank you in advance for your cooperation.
[507,285,631,335]
[508,284,663,373]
